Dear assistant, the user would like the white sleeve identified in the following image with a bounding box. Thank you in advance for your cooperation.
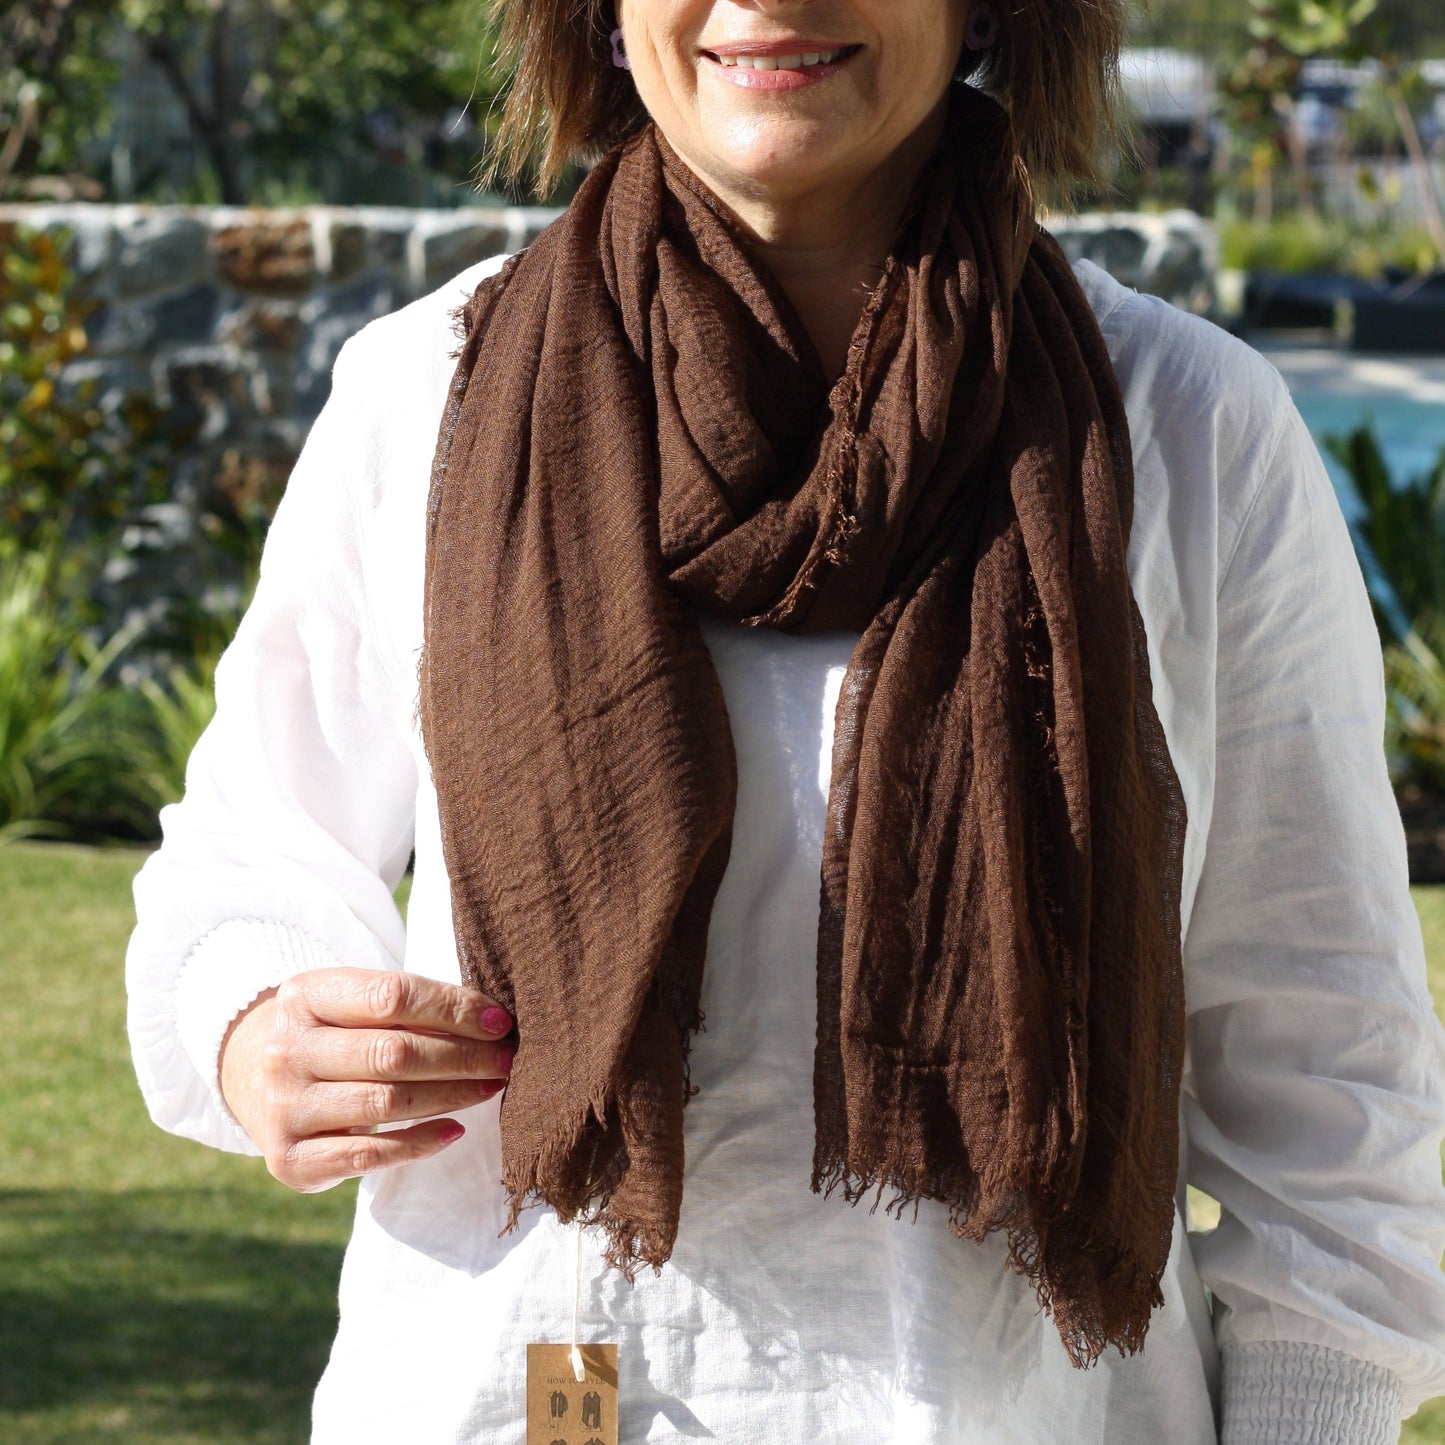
[1182,397,1445,1435]
[125,334,422,1155]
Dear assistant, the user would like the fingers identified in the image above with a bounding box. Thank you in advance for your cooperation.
[274,1118,476,1194]
[254,967,519,1195]
[283,968,513,1040]
[299,1075,505,1135]
[303,1026,516,1084]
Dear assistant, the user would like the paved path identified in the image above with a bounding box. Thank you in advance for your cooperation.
[1246,340,1445,490]
[1256,342,1445,406]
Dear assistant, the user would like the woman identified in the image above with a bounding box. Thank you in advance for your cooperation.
[127,0,1445,1439]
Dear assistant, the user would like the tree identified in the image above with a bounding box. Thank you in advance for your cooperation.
[1141,0,1445,53]
[1218,46,1305,222]
[0,0,115,196]
[3,0,509,205]
[1247,0,1445,262]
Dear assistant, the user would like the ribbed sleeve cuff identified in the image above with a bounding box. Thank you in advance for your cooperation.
[174,917,343,1150]
[1221,1341,1404,1445]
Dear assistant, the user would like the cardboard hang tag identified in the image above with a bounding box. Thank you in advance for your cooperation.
[526,1341,619,1445]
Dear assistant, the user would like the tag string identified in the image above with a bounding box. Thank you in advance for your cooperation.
[569,1220,585,1383]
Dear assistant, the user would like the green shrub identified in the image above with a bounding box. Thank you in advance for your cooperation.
[1220,215,1439,276]
[2,223,269,675]
[1385,618,1445,793]
[0,546,234,842]
[0,550,139,843]
[128,650,223,817]
[0,226,187,613]
[1328,424,1445,791]
[1326,424,1445,644]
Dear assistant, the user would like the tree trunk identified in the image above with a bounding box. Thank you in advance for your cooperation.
[207,0,242,204]
[1274,93,1317,220]
[0,0,83,189]
[1386,73,1445,267]
[1252,142,1274,225]
[144,16,243,205]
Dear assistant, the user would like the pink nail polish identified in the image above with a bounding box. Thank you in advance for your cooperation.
[496,1044,516,1076]
[438,1121,465,1145]
[481,1005,513,1036]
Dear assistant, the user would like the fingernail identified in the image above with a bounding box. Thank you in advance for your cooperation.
[495,1043,516,1076]
[477,1078,505,1101]
[481,1005,513,1037]
[439,1122,465,1146]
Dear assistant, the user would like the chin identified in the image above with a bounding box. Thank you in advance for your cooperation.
[700,114,864,197]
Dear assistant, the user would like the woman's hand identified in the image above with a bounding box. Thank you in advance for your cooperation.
[218,968,515,1192]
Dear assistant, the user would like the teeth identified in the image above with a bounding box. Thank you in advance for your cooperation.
[716,48,845,69]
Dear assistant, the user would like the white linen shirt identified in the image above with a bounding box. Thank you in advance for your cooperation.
[127,256,1445,1444]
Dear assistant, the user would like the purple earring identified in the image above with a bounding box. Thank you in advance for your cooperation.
[610,27,631,70]
[965,3,999,50]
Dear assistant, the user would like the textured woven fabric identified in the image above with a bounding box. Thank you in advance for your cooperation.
[1221,1341,1405,1444]
[418,88,1187,1365]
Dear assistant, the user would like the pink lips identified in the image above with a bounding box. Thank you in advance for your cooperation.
[701,41,861,91]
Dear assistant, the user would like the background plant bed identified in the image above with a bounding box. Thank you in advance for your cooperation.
[1400,782,1445,883]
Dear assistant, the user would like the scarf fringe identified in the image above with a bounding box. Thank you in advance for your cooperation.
[498,1003,707,1284]
[497,1079,668,1280]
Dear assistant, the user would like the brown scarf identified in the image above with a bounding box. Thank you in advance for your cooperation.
[419,87,1186,1366]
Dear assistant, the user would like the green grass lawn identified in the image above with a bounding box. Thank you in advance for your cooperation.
[1407,887,1445,1442]
[0,843,1443,1441]
[0,844,357,1443]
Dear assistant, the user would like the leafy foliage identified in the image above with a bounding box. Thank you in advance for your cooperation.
[0,223,260,659]
[4,0,512,204]
[1141,0,1445,53]
[1328,425,1445,791]
[0,545,238,842]
[0,551,140,843]
[129,649,223,816]
[0,1,115,194]
[1247,0,1382,57]
[0,227,245,842]
[1243,0,1445,260]
[1220,215,1439,274]
[0,225,184,606]
[1385,619,1445,794]
[1326,425,1445,643]
[1218,45,1303,151]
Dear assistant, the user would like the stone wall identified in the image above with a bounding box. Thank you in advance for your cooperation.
[3,202,1215,511]
[2,203,556,479]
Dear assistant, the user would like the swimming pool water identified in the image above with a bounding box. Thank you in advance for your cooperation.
[1258,345,1445,501]
[1255,345,1444,632]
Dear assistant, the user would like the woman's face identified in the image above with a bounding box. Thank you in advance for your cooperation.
[616,0,969,209]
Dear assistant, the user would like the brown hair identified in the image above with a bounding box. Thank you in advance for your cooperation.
[485,0,1128,202]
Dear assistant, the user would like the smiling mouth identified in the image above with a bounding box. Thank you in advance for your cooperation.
[702,45,862,72]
